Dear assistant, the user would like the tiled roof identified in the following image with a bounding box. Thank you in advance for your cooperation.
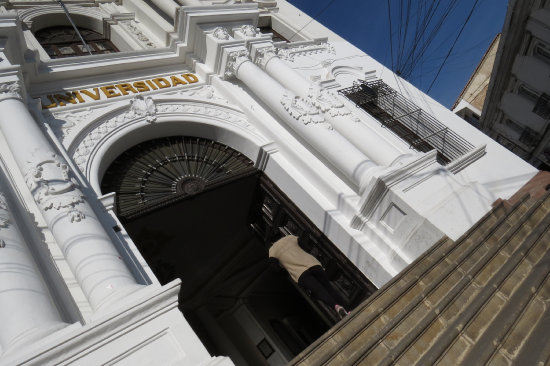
[290,189,550,365]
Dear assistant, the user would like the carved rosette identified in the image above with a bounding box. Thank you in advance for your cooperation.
[24,150,86,222]
[308,85,356,119]
[225,50,250,79]
[0,193,10,228]
[254,45,278,69]
[280,90,331,129]
[0,81,22,102]
[126,95,157,123]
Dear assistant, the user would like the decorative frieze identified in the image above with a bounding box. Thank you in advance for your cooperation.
[225,49,250,79]
[45,108,93,142]
[0,81,22,101]
[276,41,336,62]
[280,90,330,128]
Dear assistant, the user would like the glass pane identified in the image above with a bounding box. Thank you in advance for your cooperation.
[76,44,94,53]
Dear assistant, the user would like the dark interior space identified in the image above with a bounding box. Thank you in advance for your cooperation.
[102,136,377,365]
[122,174,330,365]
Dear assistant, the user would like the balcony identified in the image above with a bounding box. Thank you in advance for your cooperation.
[339,79,475,165]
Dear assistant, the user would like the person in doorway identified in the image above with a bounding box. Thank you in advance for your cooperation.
[268,234,349,319]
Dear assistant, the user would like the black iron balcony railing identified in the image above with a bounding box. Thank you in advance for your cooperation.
[339,79,474,165]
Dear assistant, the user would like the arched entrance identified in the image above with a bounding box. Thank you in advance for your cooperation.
[101,136,376,365]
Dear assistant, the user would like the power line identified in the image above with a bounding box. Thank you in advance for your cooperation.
[426,0,481,93]
[288,0,336,42]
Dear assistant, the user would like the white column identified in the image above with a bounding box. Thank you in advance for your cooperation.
[0,81,142,312]
[227,50,375,190]
[0,188,68,354]
[149,0,179,20]
[256,47,403,166]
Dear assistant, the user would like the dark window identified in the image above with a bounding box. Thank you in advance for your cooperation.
[519,126,539,147]
[259,26,288,43]
[533,93,550,119]
[35,26,118,59]
[534,43,550,64]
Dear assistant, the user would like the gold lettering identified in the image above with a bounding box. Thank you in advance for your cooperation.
[41,95,57,109]
[146,80,158,90]
[182,73,199,83]
[153,78,171,89]
[81,88,101,101]
[170,75,187,87]
[133,81,150,92]
[72,91,85,103]
[116,83,138,95]
[54,93,78,106]
[100,85,121,98]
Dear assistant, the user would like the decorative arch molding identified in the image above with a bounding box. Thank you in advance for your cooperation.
[65,95,270,193]
[18,5,108,33]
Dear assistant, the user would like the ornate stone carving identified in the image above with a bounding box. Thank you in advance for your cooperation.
[126,95,157,123]
[46,108,93,142]
[212,27,231,40]
[121,20,156,49]
[277,41,335,62]
[0,81,22,101]
[254,45,277,69]
[240,25,257,37]
[280,90,330,129]
[175,85,228,103]
[72,101,258,174]
[307,84,357,119]
[225,50,250,79]
[24,150,86,221]
[0,193,10,228]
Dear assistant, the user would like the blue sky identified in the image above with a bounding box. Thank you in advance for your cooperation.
[288,0,508,109]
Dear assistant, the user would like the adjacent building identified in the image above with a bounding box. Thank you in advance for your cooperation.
[0,0,539,365]
[479,0,550,169]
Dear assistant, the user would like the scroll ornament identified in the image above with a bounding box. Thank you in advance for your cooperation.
[308,85,357,120]
[0,81,22,101]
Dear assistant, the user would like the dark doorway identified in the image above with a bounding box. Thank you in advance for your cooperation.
[101,136,376,365]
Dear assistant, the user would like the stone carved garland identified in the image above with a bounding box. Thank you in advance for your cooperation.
[225,50,250,79]
[0,81,22,101]
[280,90,330,129]
[24,150,86,222]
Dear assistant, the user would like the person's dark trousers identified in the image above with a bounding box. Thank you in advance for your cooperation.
[298,265,345,308]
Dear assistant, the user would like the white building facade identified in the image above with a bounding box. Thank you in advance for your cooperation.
[0,0,538,365]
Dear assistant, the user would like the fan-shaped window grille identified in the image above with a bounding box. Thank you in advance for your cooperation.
[101,136,256,220]
[35,26,118,59]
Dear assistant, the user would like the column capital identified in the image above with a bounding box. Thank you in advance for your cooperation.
[253,45,278,69]
[224,49,250,80]
[0,81,22,102]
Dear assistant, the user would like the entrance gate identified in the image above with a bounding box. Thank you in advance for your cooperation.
[101,136,376,365]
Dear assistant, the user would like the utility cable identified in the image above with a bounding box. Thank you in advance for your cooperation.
[287,0,336,42]
[55,0,93,56]
[427,0,480,93]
